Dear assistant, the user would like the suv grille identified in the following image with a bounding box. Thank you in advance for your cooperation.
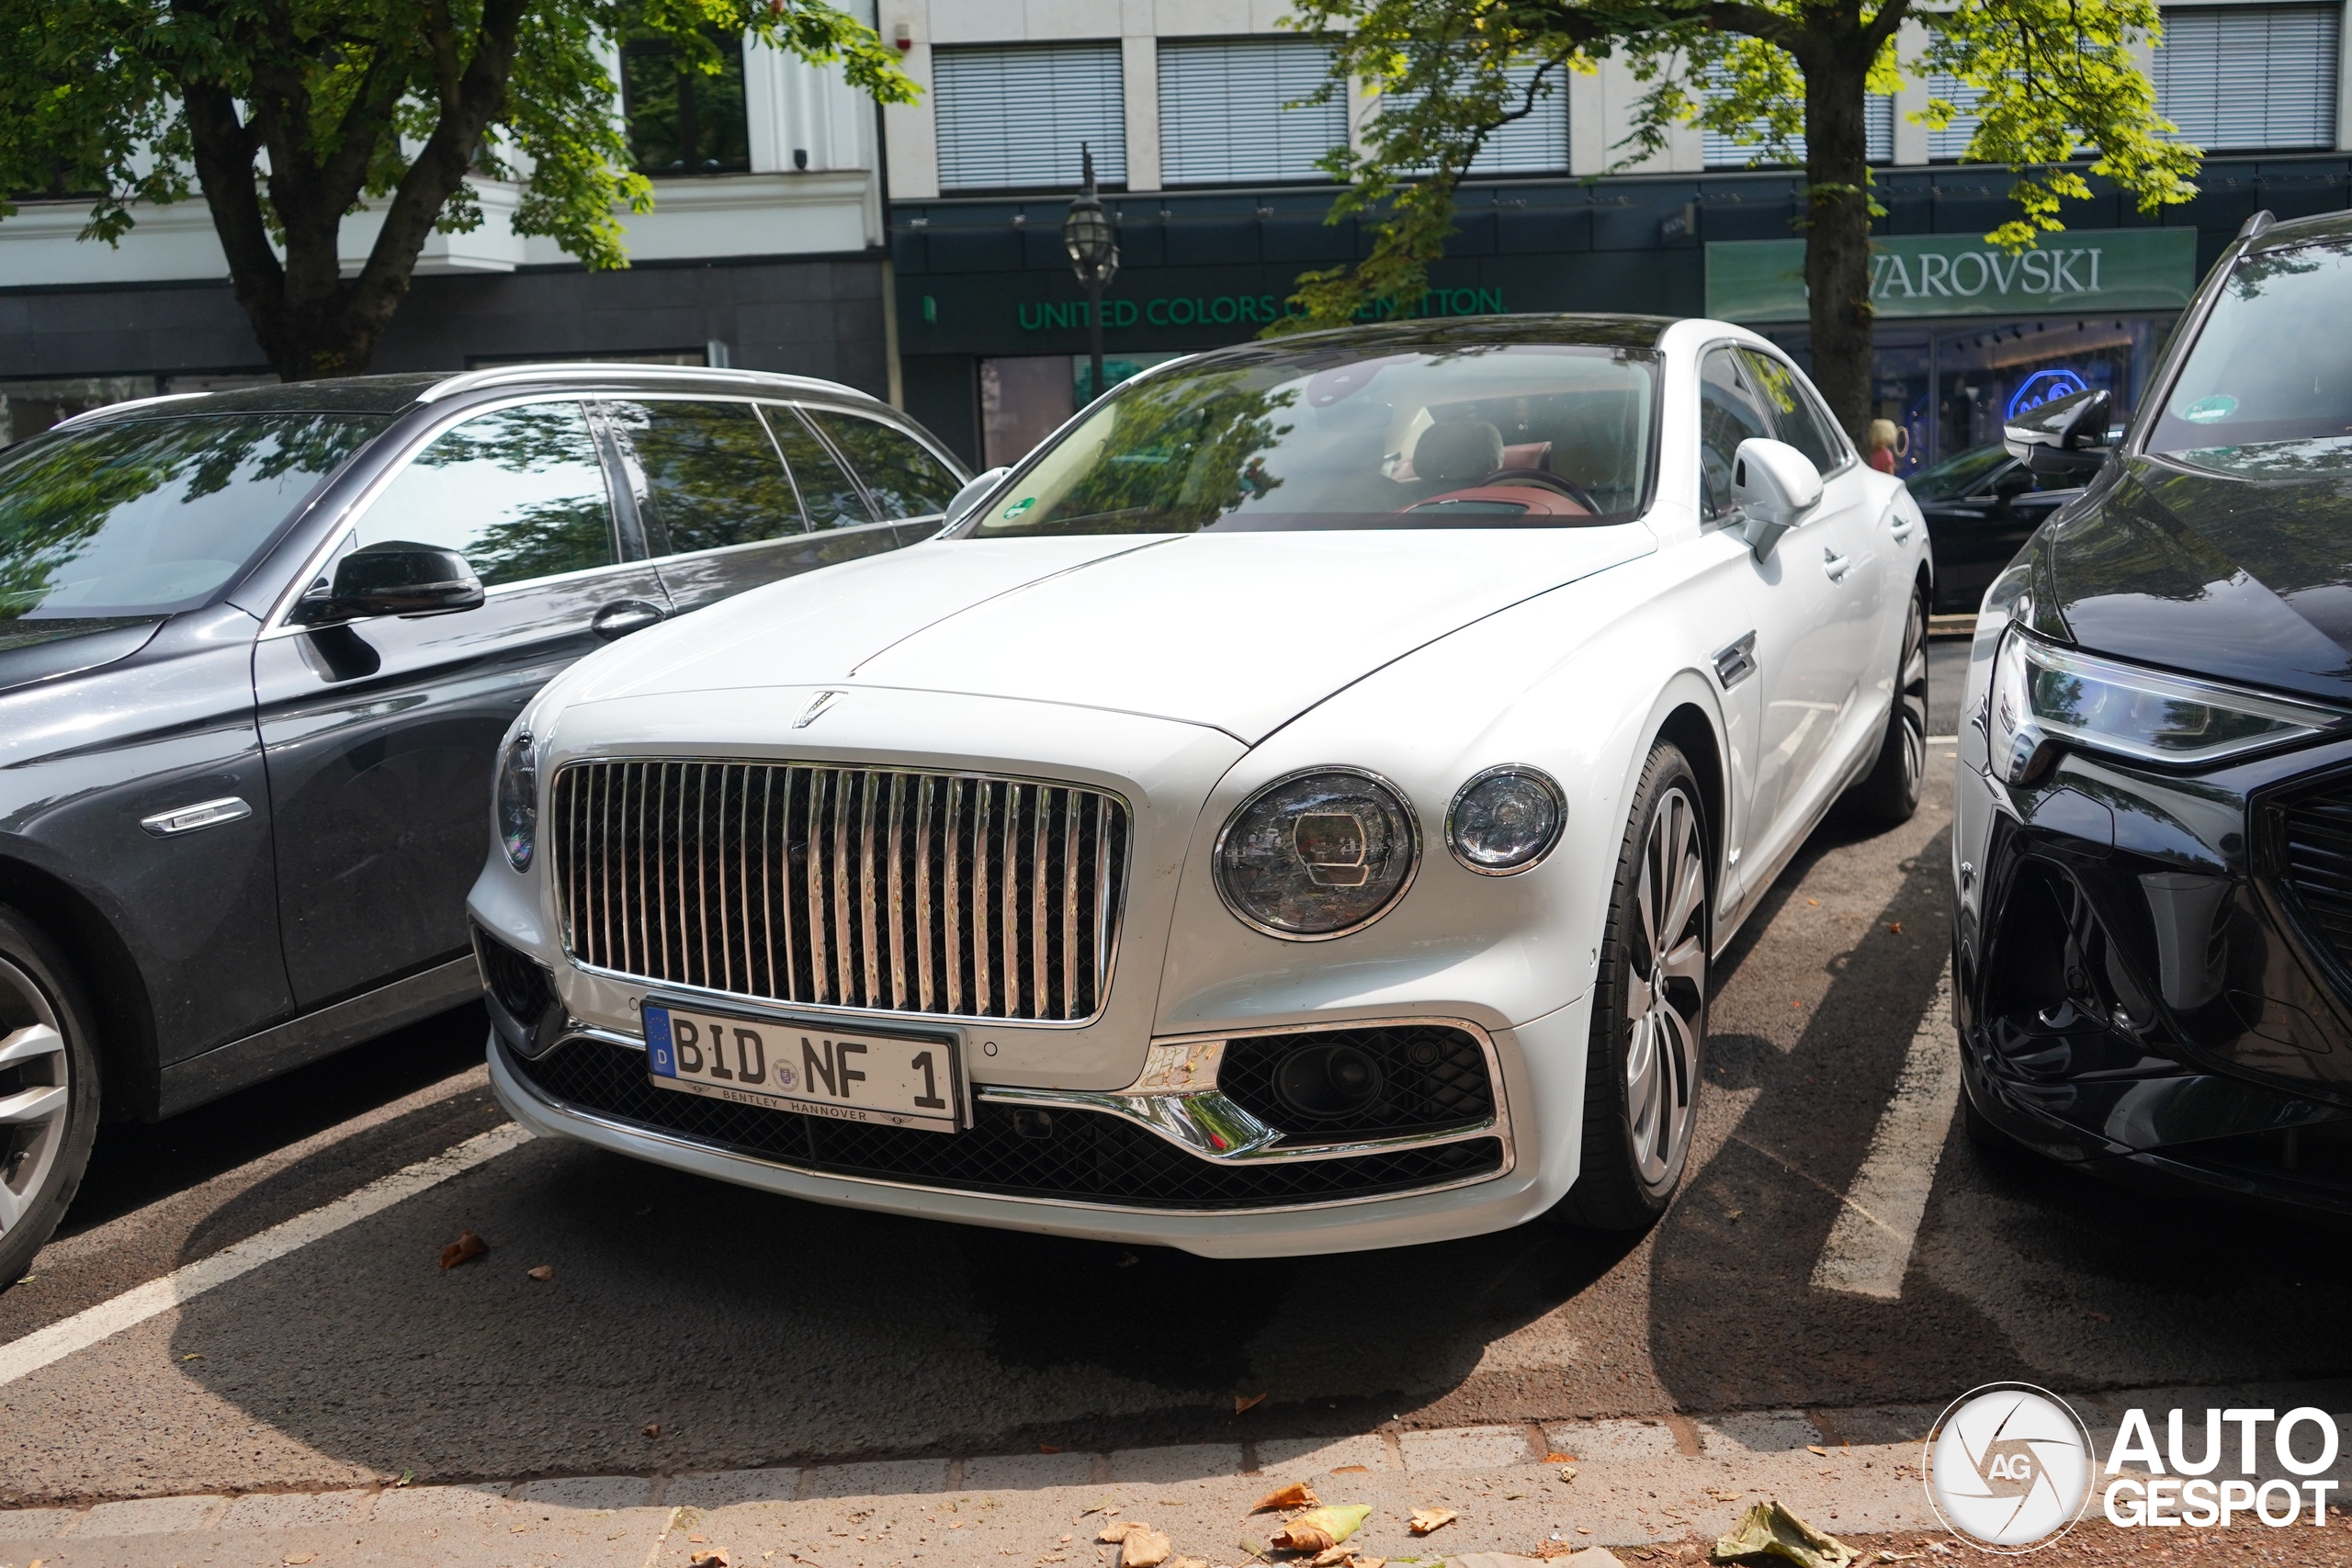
[510,1037,1503,1210]
[552,760,1127,1022]
[2273,778,2352,976]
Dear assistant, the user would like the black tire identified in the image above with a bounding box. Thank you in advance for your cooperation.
[0,906,101,1290]
[1561,741,1708,1231]
[1849,586,1928,826]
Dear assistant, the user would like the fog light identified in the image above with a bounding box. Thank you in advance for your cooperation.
[1274,1043,1385,1119]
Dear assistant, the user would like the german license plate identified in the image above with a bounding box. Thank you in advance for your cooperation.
[641,999,963,1134]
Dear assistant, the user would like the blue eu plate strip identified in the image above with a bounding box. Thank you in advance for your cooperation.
[644,1006,677,1077]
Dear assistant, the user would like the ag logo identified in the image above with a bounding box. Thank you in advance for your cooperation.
[1926,1383,2093,1551]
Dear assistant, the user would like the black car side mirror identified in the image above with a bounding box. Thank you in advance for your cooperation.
[293,541,486,624]
[2003,386,2112,477]
[1991,467,2037,503]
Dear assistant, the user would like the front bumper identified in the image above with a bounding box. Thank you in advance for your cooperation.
[486,995,1592,1258]
[1951,735,2352,1213]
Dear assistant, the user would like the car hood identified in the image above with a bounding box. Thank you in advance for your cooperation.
[2047,456,2352,705]
[571,525,1657,742]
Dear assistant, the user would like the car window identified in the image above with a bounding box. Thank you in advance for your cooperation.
[1906,443,2016,501]
[760,406,874,531]
[2150,237,2352,470]
[799,409,962,519]
[0,412,385,617]
[355,401,616,587]
[1698,347,1772,518]
[1740,350,1844,475]
[602,400,806,554]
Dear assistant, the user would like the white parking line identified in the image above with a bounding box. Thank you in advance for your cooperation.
[1810,969,1960,1300]
[0,1122,532,1386]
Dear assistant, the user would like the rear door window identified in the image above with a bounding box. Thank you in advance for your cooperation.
[355,400,616,586]
[761,406,874,530]
[800,409,962,520]
[602,400,806,555]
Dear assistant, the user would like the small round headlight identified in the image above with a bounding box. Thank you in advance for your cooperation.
[496,732,537,871]
[1214,768,1419,940]
[1446,765,1565,875]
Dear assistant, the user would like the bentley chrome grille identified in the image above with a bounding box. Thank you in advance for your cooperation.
[551,761,1129,1022]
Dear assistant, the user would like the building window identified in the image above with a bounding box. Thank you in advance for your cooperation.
[1926,73,1984,162]
[1702,93,1894,168]
[933,44,1126,193]
[1159,38,1348,185]
[1469,64,1570,175]
[2155,4,2340,151]
[621,27,752,175]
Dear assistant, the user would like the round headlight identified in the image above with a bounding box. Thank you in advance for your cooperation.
[1446,765,1565,875]
[1214,768,1419,940]
[496,732,537,871]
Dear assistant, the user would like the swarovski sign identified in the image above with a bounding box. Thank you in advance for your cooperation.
[1705,228,2199,322]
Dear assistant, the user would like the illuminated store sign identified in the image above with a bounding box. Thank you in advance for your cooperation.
[1705,229,2198,322]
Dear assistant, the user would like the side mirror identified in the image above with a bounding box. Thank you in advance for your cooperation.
[1730,437,1823,561]
[943,466,1013,528]
[293,541,485,624]
[1991,467,2036,502]
[2003,386,2112,477]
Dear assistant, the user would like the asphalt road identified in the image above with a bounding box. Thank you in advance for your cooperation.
[9,637,2352,1506]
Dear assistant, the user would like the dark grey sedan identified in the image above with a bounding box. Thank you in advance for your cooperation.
[0,364,966,1280]
[1909,441,2083,615]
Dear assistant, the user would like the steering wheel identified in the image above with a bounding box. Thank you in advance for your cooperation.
[1481,468,1602,514]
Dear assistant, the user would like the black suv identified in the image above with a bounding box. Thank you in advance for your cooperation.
[0,365,966,1277]
[1955,208,2352,1212]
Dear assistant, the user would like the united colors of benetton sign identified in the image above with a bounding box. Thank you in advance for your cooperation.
[1705,228,2199,322]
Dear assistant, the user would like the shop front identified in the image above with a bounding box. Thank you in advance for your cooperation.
[889,156,2342,471]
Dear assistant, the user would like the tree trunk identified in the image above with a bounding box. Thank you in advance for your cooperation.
[1800,45,1876,443]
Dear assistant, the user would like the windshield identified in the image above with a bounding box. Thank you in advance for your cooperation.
[966,342,1658,536]
[0,412,383,619]
[1906,443,2015,502]
[2149,239,2352,475]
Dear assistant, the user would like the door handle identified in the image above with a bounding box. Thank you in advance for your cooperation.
[1822,547,1851,582]
[592,599,667,641]
[1889,515,1917,541]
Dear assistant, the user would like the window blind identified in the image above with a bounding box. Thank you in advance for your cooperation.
[1159,38,1348,184]
[2156,4,2339,151]
[1703,90,1893,167]
[1926,73,1984,161]
[933,44,1126,191]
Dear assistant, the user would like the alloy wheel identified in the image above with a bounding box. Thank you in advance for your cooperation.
[1897,595,1929,798]
[1624,784,1705,1186]
[0,954,70,1241]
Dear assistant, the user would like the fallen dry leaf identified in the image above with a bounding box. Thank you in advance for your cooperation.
[1887,921,1903,934]
[1038,1442,1062,1454]
[642,1423,663,1438]
[1710,1489,1744,1502]
[1271,1505,1370,1554]
[1543,1452,1576,1464]
[1807,1445,1828,1456]
[689,1535,709,1544]
[1309,1549,1350,1568]
[181,1352,206,1362]
[1234,1392,1269,1414]
[1117,1526,1172,1567]
[1250,1482,1319,1513]
[1098,1521,1140,1544]
[526,1264,554,1281]
[283,1556,316,1565]
[690,1551,731,1567]
[438,1229,488,1269]
[1407,1506,1456,1536]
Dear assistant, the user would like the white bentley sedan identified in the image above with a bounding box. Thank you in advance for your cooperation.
[466,316,1930,1257]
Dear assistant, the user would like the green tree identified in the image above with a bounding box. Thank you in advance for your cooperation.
[0,0,915,380]
[1272,1,2202,439]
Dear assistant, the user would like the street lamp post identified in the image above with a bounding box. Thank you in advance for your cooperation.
[1061,143,1119,403]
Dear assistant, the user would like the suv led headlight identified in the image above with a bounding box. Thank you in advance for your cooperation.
[1989,627,2350,783]
[495,731,537,871]
[1446,765,1566,874]
[1214,768,1420,940]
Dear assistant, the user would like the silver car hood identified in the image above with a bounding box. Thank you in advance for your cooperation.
[565,526,1657,743]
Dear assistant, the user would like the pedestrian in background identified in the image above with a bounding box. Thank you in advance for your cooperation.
[1866,419,1908,475]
